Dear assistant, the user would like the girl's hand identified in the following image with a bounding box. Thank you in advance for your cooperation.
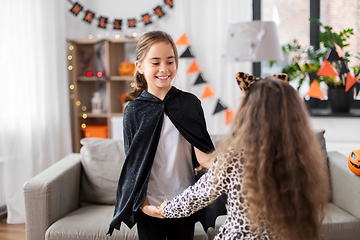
[159,199,169,211]
[140,196,164,219]
[141,204,164,219]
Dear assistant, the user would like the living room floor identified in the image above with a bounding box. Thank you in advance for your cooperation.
[0,214,25,240]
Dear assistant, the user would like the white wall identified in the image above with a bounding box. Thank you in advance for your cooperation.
[311,117,360,157]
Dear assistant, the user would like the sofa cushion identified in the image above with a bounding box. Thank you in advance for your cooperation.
[328,151,360,220]
[45,205,208,240]
[80,138,125,205]
[207,203,360,240]
[315,129,327,162]
[321,203,360,240]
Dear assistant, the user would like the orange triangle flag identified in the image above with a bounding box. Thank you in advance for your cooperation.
[345,72,358,92]
[334,43,345,58]
[225,109,234,125]
[316,59,339,77]
[306,80,325,99]
[187,59,201,73]
[201,84,215,99]
[175,33,190,46]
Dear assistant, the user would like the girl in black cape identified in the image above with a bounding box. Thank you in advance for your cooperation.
[108,30,226,239]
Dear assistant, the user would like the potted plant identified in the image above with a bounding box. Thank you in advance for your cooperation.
[274,18,359,112]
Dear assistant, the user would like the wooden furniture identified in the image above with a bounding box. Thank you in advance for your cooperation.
[68,38,138,152]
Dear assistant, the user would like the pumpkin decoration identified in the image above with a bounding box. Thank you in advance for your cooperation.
[118,61,135,76]
[348,149,360,176]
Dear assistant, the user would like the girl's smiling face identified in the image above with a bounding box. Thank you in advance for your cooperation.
[136,41,177,100]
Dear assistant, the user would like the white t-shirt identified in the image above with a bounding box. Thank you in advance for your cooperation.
[147,114,195,206]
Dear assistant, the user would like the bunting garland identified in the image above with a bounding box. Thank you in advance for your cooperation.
[67,0,174,30]
[307,42,359,99]
[176,33,233,125]
[306,80,325,100]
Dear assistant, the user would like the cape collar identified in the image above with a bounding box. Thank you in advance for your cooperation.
[138,86,180,103]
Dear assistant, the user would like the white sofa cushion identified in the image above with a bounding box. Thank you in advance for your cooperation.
[80,138,125,205]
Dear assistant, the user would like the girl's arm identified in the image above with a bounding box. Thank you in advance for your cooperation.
[161,164,226,218]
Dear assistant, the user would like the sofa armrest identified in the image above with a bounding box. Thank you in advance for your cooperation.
[328,151,360,220]
[23,153,82,240]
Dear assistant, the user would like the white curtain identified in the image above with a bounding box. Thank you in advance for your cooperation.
[173,1,252,134]
[0,0,72,223]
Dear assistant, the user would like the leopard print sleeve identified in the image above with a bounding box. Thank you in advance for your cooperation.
[162,157,228,218]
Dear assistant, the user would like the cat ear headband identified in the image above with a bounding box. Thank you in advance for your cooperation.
[235,72,289,96]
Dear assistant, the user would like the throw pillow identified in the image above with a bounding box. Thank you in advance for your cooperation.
[80,138,125,205]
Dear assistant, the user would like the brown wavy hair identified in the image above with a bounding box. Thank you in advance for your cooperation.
[212,77,330,240]
[128,30,179,99]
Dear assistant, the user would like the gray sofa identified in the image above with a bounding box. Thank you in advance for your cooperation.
[24,137,360,240]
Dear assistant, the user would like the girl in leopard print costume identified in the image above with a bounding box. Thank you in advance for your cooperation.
[161,73,330,240]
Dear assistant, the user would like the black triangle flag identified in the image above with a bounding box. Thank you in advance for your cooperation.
[180,47,194,58]
[213,99,228,115]
[308,72,317,81]
[194,74,206,85]
[326,48,341,61]
[340,59,350,76]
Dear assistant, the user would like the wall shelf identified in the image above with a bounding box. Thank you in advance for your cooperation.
[68,38,138,152]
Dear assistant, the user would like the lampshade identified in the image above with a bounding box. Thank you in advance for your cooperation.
[224,21,283,62]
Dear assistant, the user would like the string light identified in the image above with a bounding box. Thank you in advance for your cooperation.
[130,82,136,88]
[76,101,81,106]
[68,55,73,60]
[69,45,74,51]
[81,123,86,128]
[88,35,93,39]
[132,32,138,37]
[115,34,120,39]
[69,84,75,90]
[82,106,87,111]
[68,65,73,70]
[106,32,110,36]
[70,94,75,99]
[82,113,88,119]
[97,34,102,38]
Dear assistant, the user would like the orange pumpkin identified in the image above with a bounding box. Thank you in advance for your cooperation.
[118,62,135,76]
[348,149,360,176]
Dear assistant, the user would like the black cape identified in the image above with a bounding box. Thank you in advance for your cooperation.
[108,87,226,235]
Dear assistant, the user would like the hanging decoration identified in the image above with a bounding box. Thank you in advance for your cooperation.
[180,47,194,58]
[67,0,174,30]
[213,99,228,114]
[186,60,201,73]
[175,33,234,126]
[340,59,350,76]
[306,80,325,100]
[175,33,190,46]
[225,109,234,125]
[310,42,359,99]
[316,59,339,77]
[326,48,341,61]
[334,43,345,58]
[345,73,358,92]
[201,84,215,99]
[194,74,206,85]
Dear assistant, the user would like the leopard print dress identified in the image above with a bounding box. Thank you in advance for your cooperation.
[162,151,272,240]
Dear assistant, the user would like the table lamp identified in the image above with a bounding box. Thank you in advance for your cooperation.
[224,21,283,76]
